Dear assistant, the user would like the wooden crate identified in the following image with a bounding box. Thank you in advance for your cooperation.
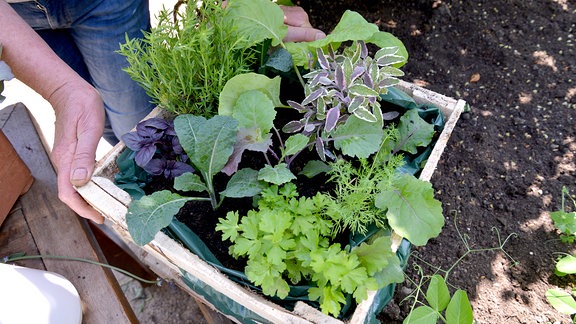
[77,80,466,323]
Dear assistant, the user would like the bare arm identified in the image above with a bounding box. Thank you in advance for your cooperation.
[0,0,105,223]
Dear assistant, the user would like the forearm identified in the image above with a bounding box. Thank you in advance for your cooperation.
[0,1,94,108]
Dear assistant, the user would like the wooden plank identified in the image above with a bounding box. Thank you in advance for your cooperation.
[0,201,44,270]
[0,103,137,324]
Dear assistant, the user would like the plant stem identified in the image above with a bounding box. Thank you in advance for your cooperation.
[2,254,161,285]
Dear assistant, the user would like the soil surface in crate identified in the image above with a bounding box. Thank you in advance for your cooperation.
[294,0,576,322]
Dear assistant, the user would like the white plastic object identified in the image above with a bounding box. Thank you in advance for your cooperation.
[0,263,82,324]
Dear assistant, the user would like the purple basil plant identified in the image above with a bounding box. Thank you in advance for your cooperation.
[122,117,194,178]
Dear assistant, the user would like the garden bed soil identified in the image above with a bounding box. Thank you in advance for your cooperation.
[296,0,576,322]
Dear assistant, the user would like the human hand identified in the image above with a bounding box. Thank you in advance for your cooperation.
[280,5,326,42]
[49,82,106,224]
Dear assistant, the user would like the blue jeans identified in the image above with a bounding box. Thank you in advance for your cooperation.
[11,0,155,144]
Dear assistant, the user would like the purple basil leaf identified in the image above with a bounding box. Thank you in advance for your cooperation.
[142,158,165,176]
[141,118,170,131]
[324,107,340,133]
[171,136,184,155]
[137,125,163,139]
[134,144,157,167]
[179,154,189,163]
[122,131,144,151]
[164,123,176,136]
[165,160,195,179]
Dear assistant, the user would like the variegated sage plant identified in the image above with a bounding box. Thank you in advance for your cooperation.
[283,41,406,160]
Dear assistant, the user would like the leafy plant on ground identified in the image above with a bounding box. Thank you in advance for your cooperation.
[404,274,472,324]
[546,186,576,317]
[401,214,518,324]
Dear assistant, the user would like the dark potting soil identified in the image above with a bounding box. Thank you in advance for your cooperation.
[296,0,576,322]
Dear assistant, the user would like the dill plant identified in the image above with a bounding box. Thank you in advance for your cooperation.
[118,1,258,116]
[325,128,404,235]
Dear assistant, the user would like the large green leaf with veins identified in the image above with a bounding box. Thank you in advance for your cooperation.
[375,174,443,246]
[174,114,238,179]
[126,190,191,246]
[397,109,435,155]
[225,0,287,47]
[332,115,384,158]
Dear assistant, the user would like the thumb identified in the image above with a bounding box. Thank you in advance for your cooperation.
[285,26,326,43]
[69,127,101,187]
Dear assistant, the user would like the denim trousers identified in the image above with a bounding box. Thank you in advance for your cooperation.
[11,0,155,144]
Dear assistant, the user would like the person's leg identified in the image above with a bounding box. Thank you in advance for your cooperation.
[68,0,155,143]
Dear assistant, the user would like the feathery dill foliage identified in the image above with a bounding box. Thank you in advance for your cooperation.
[119,1,257,116]
[326,127,404,235]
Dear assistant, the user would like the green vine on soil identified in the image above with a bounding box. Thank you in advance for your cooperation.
[400,211,518,323]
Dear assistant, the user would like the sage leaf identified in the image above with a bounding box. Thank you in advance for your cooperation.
[348,83,379,97]
[367,31,408,67]
[352,106,378,123]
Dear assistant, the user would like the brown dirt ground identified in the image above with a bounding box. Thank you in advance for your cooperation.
[298,0,576,322]
[129,1,576,323]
